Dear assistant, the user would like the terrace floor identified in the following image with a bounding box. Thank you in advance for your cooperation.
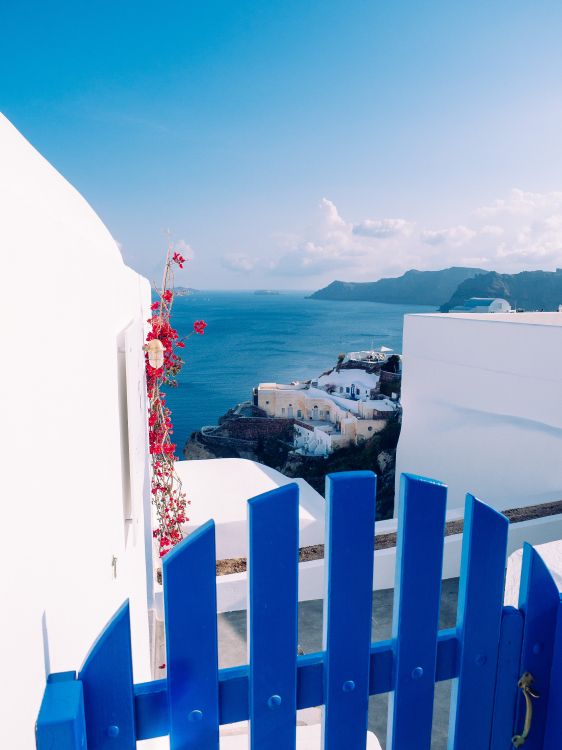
[218,578,459,749]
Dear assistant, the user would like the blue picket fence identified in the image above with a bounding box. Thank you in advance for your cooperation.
[36,471,562,749]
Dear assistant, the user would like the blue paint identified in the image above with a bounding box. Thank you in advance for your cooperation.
[543,596,562,746]
[35,470,562,750]
[388,473,447,750]
[323,471,376,750]
[248,484,299,750]
[163,520,220,749]
[448,495,509,749]
[78,602,136,749]
[36,672,86,750]
[490,607,524,750]
[516,543,559,749]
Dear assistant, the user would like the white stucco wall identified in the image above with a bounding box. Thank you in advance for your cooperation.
[0,114,153,748]
[396,312,562,513]
[173,458,325,558]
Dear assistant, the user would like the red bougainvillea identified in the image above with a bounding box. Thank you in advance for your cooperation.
[144,244,206,557]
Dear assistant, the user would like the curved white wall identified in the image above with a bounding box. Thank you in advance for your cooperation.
[396,312,562,513]
[0,114,153,748]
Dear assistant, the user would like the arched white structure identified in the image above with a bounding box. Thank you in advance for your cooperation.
[0,114,153,748]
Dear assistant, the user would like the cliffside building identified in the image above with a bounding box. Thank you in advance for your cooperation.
[257,364,399,456]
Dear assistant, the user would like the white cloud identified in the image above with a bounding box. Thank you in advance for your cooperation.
[475,188,562,217]
[220,253,257,272]
[353,218,413,238]
[420,225,476,246]
[219,189,562,281]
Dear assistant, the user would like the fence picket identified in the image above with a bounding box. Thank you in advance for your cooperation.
[489,607,524,750]
[78,601,136,749]
[448,495,508,749]
[543,596,562,746]
[163,520,219,750]
[36,673,87,750]
[322,471,377,750]
[388,473,447,750]
[515,543,559,750]
[248,484,299,750]
[36,470,562,750]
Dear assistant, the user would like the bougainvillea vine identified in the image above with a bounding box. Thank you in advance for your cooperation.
[144,244,206,557]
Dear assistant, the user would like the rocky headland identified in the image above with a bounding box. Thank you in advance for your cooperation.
[308,267,485,306]
[310,266,562,311]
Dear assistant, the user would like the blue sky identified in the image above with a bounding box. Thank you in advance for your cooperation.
[3,1,562,289]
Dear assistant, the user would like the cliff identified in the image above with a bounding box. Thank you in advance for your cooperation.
[184,402,400,518]
[309,267,485,306]
[440,269,562,311]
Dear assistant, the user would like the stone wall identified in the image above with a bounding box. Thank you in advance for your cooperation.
[215,416,294,441]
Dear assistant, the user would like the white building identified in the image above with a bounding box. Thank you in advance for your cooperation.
[450,297,512,313]
[1,114,155,748]
[316,366,380,399]
[396,311,562,512]
[257,366,398,456]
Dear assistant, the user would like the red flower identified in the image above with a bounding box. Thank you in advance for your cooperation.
[146,250,203,556]
[172,252,187,268]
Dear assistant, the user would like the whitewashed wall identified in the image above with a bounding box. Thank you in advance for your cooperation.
[396,312,562,512]
[0,114,153,748]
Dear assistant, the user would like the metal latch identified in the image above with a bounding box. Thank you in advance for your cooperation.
[512,672,540,747]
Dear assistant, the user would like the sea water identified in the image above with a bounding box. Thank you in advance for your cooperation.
[164,291,434,450]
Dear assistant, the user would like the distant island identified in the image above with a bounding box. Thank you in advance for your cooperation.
[173,286,198,296]
[308,267,485,306]
[310,267,562,311]
[254,289,280,295]
[440,269,562,312]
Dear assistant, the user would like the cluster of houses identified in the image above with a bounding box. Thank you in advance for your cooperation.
[256,351,401,456]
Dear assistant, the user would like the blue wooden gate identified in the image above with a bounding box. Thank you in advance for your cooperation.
[36,471,562,749]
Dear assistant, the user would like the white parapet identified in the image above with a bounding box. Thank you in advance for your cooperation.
[208,512,562,613]
[174,458,325,559]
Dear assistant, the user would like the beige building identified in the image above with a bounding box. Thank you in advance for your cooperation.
[257,375,398,456]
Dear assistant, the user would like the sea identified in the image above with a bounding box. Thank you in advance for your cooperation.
[164,291,434,450]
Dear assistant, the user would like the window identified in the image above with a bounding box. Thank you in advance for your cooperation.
[356,388,361,395]
[368,426,373,432]
[346,387,350,393]
[297,410,302,418]
[281,407,285,415]
[339,386,343,393]
[265,400,269,405]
